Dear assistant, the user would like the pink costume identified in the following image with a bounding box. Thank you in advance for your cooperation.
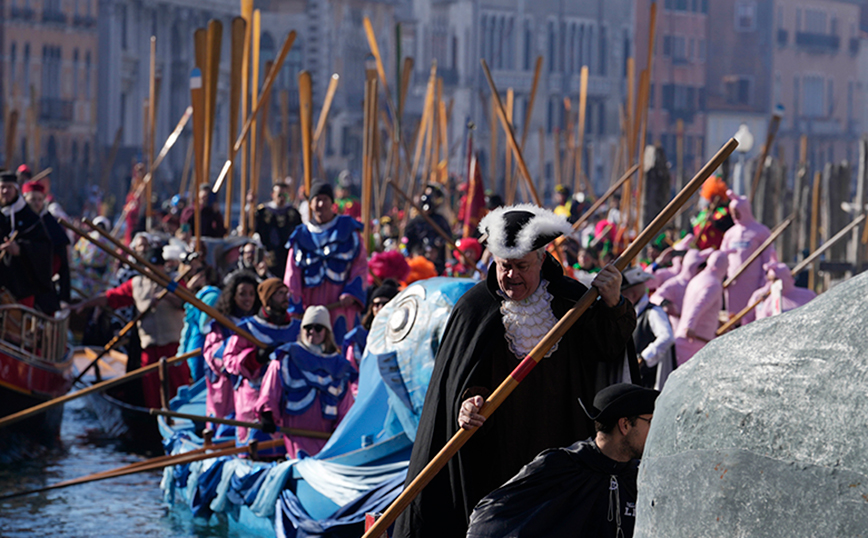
[283,215,368,346]
[745,262,816,324]
[222,314,300,447]
[720,191,776,315]
[674,250,728,366]
[201,320,238,426]
[651,249,710,332]
[645,255,682,294]
[256,342,356,458]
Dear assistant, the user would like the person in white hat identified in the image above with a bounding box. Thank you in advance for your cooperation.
[394,204,637,538]
[255,305,356,458]
[619,267,675,390]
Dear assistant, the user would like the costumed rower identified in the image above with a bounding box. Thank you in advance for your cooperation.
[256,305,357,458]
[0,172,53,310]
[720,190,776,315]
[393,204,637,538]
[223,277,299,450]
[22,179,71,314]
[466,384,659,538]
[254,182,302,278]
[283,179,367,346]
[650,248,711,338]
[741,262,816,325]
[620,268,675,391]
[74,247,190,408]
[674,250,728,366]
[202,271,261,432]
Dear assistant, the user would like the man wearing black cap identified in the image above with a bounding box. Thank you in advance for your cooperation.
[395,204,636,538]
[255,182,301,277]
[283,179,367,346]
[404,184,451,274]
[466,383,659,538]
[0,171,53,309]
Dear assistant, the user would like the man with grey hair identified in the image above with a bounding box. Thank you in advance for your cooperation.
[394,204,637,538]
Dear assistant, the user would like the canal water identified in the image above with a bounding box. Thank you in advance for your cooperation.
[0,398,247,537]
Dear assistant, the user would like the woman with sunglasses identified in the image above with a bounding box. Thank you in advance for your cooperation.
[201,271,261,431]
[255,305,357,458]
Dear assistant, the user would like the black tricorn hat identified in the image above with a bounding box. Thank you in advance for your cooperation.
[579,383,660,424]
[478,204,573,259]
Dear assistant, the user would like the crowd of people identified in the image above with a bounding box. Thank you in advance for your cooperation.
[0,159,820,537]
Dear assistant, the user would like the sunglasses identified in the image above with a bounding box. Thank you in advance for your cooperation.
[303,324,326,333]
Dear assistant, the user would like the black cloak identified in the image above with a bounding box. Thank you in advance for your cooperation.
[393,255,636,538]
[466,439,639,538]
[0,196,53,301]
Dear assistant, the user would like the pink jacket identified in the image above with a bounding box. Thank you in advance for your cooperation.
[202,325,235,423]
[754,262,816,321]
[651,249,709,331]
[721,191,776,315]
[675,250,728,365]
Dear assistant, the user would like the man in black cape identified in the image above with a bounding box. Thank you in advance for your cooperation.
[466,383,659,538]
[22,179,71,313]
[0,172,53,308]
[393,205,637,538]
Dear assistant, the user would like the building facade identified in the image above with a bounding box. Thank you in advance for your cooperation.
[2,0,99,212]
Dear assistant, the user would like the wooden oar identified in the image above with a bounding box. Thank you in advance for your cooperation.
[0,349,200,430]
[31,167,53,183]
[574,66,589,196]
[313,74,340,153]
[722,215,793,289]
[62,219,267,349]
[749,110,782,202]
[717,213,866,335]
[552,163,639,249]
[248,10,262,228]
[202,20,222,189]
[299,70,313,197]
[112,106,193,237]
[225,16,246,232]
[238,0,254,235]
[481,59,541,206]
[0,230,19,263]
[212,31,297,193]
[362,138,740,538]
[0,438,282,500]
[146,36,157,228]
[71,267,193,385]
[149,409,332,440]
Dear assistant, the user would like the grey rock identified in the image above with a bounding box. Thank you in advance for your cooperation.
[635,272,868,537]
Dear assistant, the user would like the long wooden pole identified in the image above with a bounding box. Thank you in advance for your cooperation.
[149,409,332,440]
[520,57,544,152]
[0,438,282,500]
[574,66,589,195]
[313,74,340,153]
[146,37,157,228]
[203,20,223,189]
[722,216,793,289]
[504,88,514,204]
[363,138,739,538]
[248,10,261,214]
[809,171,821,290]
[299,71,313,197]
[238,0,254,235]
[749,111,783,202]
[226,16,246,231]
[481,59,542,206]
[717,213,866,335]
[0,350,200,430]
[190,68,205,252]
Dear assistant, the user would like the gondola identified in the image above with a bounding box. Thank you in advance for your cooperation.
[0,301,73,461]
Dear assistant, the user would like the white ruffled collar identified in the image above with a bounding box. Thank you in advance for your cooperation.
[499,279,560,359]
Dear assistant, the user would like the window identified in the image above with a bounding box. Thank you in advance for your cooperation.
[85,51,92,99]
[523,20,533,71]
[9,43,16,92]
[802,75,824,117]
[698,39,706,62]
[793,76,800,116]
[735,1,757,32]
[598,26,607,75]
[827,79,834,116]
[723,76,751,105]
[23,43,30,91]
[72,49,79,98]
[120,4,128,50]
[804,9,826,34]
[547,22,556,72]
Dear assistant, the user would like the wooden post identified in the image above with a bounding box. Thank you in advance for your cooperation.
[226,17,246,231]
[190,69,205,252]
[299,71,313,198]
[239,0,254,235]
[203,20,223,189]
[809,171,821,291]
[248,10,261,225]
[749,111,783,202]
[574,66,589,195]
[146,37,157,229]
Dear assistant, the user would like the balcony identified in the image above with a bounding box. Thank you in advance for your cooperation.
[72,14,97,28]
[777,29,788,46]
[9,6,35,20]
[795,32,840,52]
[40,98,73,123]
[42,10,67,24]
